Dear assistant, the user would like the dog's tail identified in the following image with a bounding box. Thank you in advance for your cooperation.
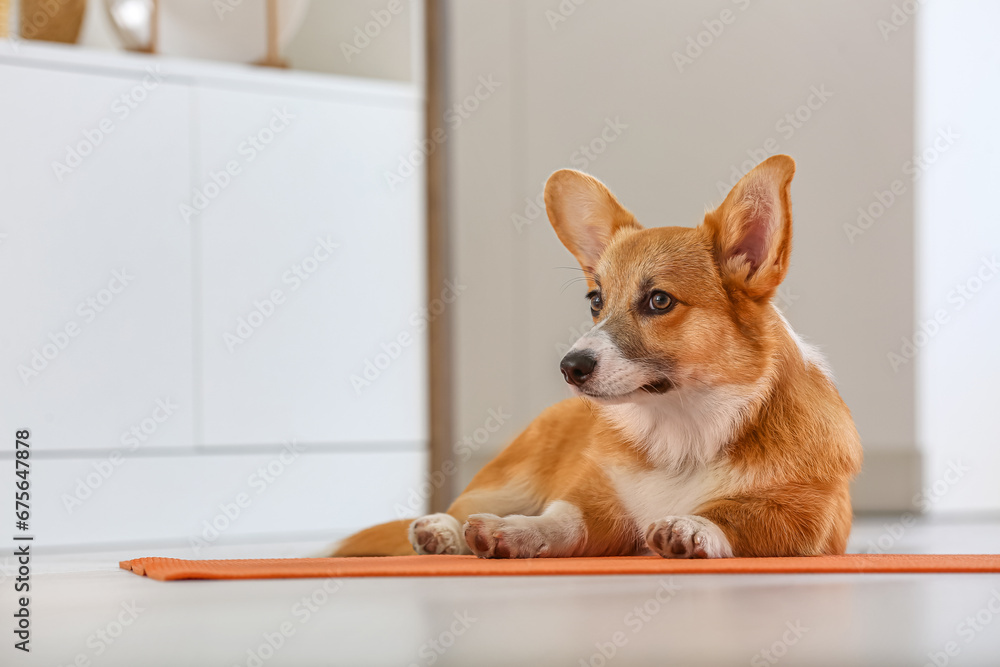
[321,519,416,557]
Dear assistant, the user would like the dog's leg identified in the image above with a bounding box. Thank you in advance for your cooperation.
[644,515,734,559]
[690,486,847,557]
[464,500,586,558]
[408,514,468,555]
[409,485,543,556]
[645,484,847,558]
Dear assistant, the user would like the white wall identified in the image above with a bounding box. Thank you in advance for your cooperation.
[444,0,920,508]
[917,1,1000,512]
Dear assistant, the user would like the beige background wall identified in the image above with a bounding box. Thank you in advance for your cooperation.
[29,0,928,511]
[443,0,919,508]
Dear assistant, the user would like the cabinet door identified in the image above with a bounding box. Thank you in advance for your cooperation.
[1,450,426,548]
[195,85,427,448]
[0,64,195,453]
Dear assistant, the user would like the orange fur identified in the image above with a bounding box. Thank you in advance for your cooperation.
[330,519,416,557]
[329,155,862,559]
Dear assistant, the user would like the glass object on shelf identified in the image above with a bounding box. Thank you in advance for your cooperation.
[104,0,309,65]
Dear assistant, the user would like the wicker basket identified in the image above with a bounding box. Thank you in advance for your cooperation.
[20,0,87,43]
[1,0,10,38]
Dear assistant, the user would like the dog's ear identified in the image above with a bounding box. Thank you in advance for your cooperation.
[703,154,796,300]
[545,169,641,278]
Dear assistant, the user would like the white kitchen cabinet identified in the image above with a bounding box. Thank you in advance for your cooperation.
[0,61,195,454]
[195,85,427,447]
[0,40,427,549]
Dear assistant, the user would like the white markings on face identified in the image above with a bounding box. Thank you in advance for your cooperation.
[565,314,769,469]
[564,321,655,398]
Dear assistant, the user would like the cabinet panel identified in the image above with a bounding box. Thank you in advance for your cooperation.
[1,450,426,549]
[0,47,428,550]
[195,86,427,447]
[0,64,195,452]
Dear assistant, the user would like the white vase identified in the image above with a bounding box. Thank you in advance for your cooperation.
[105,0,310,63]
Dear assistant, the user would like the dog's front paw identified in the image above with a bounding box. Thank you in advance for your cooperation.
[409,513,469,555]
[645,515,733,559]
[463,513,549,559]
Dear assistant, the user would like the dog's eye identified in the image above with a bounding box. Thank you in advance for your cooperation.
[587,291,603,315]
[648,291,675,312]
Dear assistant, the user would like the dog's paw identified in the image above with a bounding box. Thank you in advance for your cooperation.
[645,515,733,559]
[463,513,550,559]
[409,513,469,555]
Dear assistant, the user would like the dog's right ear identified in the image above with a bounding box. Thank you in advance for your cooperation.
[544,169,641,278]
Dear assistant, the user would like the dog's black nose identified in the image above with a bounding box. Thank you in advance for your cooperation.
[560,351,597,387]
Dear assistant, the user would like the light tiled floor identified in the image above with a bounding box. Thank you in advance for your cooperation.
[4,516,1000,666]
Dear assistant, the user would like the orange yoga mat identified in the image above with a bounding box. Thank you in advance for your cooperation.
[120,554,1000,581]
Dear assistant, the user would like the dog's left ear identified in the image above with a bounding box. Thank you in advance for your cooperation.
[703,154,796,300]
[545,169,641,279]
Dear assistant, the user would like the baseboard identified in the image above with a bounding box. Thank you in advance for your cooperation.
[851,447,924,513]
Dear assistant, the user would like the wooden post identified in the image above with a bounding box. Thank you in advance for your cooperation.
[425,0,453,514]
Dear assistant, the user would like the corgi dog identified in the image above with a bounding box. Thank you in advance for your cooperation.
[330,154,862,559]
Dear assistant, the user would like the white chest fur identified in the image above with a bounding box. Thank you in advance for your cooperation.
[598,383,762,469]
[607,464,720,533]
